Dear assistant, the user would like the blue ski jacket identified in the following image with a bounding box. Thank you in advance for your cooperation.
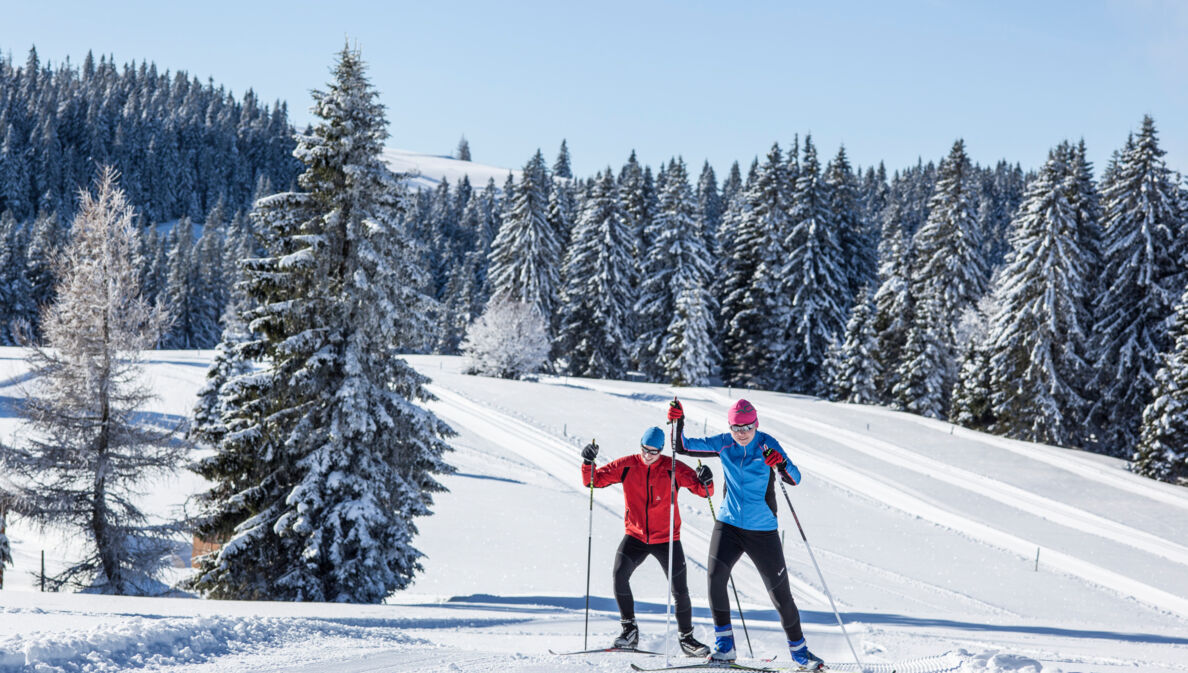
[675,429,800,531]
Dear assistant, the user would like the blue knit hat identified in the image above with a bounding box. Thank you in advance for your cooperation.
[640,426,666,451]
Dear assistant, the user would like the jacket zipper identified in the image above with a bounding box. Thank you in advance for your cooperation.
[644,462,652,543]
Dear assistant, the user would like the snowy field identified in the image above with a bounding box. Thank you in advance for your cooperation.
[1,347,1187,672]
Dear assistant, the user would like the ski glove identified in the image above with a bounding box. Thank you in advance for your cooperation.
[667,399,684,422]
[762,446,785,468]
[695,464,713,486]
[581,442,599,464]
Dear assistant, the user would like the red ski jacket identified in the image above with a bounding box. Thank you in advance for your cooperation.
[582,455,712,544]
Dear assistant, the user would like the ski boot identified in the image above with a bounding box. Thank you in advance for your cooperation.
[707,625,736,662]
[790,638,826,671]
[613,619,639,649]
[679,629,710,657]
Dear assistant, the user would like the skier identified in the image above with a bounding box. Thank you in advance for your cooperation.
[667,399,826,671]
[581,426,714,657]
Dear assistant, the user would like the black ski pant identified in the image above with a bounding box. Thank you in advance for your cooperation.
[707,521,803,642]
[613,534,694,633]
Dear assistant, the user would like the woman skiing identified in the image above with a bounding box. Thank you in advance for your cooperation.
[667,398,825,671]
[581,426,714,656]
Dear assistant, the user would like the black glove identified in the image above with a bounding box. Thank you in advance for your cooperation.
[695,464,713,487]
[581,442,599,464]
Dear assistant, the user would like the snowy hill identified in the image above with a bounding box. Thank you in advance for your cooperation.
[1,348,1187,672]
[381,148,518,191]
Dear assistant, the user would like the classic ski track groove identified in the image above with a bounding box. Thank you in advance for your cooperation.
[671,391,1188,619]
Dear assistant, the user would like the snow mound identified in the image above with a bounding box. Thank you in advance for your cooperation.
[381,147,517,191]
[959,649,1055,673]
[0,613,420,672]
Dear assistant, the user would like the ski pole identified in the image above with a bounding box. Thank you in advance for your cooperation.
[768,452,866,672]
[584,439,597,650]
[665,415,677,665]
[697,459,753,658]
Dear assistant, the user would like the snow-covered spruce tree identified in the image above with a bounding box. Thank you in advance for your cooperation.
[871,193,915,402]
[1132,282,1188,484]
[986,145,1092,447]
[829,287,880,405]
[556,171,635,378]
[1087,117,1184,456]
[456,135,471,161]
[696,161,723,243]
[775,136,848,395]
[188,46,453,603]
[662,271,719,386]
[636,158,714,383]
[461,297,550,379]
[24,209,65,339]
[0,212,32,345]
[892,293,950,419]
[554,139,573,179]
[720,143,788,388]
[0,168,183,594]
[487,150,560,326]
[825,146,875,306]
[0,503,11,582]
[160,216,201,348]
[950,338,995,432]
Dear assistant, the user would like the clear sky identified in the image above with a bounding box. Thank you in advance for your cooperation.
[2,1,1185,179]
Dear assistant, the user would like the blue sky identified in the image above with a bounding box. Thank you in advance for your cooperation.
[3,1,1185,179]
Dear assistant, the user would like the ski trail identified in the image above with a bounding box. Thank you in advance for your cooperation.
[758,404,1188,567]
[671,395,1188,620]
[425,385,832,609]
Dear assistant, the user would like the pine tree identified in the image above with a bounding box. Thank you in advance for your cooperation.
[487,150,560,325]
[160,217,199,348]
[456,135,471,161]
[1087,117,1184,456]
[696,161,722,243]
[775,136,848,395]
[829,287,879,404]
[0,211,32,344]
[892,293,950,419]
[1133,283,1188,484]
[553,139,572,179]
[0,168,180,594]
[188,46,454,603]
[24,209,64,332]
[871,191,915,402]
[986,144,1092,446]
[826,146,875,305]
[556,171,635,378]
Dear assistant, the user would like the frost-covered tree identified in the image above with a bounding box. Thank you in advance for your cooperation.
[893,293,950,419]
[462,297,550,379]
[830,287,879,404]
[871,195,915,401]
[0,212,32,344]
[986,145,1092,446]
[696,161,722,243]
[188,46,454,603]
[636,159,714,382]
[557,171,635,378]
[825,146,875,305]
[159,217,200,348]
[720,144,786,387]
[0,504,11,582]
[487,150,560,324]
[456,135,471,161]
[1087,117,1184,456]
[554,139,572,179]
[950,338,994,431]
[775,136,848,395]
[0,168,181,594]
[1133,283,1188,484]
[662,271,719,386]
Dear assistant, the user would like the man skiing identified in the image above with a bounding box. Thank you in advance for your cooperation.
[667,399,826,671]
[581,426,714,657]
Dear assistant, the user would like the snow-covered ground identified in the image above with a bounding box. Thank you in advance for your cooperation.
[381,148,518,191]
[1,348,1186,672]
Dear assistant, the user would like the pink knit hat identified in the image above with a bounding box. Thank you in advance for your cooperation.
[727,399,757,426]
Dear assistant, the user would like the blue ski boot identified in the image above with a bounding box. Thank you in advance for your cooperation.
[708,625,736,662]
[789,638,825,671]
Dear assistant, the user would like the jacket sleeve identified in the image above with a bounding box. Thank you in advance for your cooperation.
[674,460,713,498]
[675,425,724,458]
[583,456,631,488]
[763,438,801,486]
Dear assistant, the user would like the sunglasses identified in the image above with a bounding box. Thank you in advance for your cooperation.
[640,444,663,455]
[729,422,757,433]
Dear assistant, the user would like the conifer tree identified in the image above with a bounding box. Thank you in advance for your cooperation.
[456,135,471,161]
[553,139,573,179]
[24,209,64,332]
[160,217,199,348]
[0,168,180,593]
[829,287,879,404]
[487,149,560,325]
[775,136,848,395]
[825,146,875,304]
[189,46,453,603]
[696,161,722,242]
[0,212,32,344]
[986,145,1092,446]
[892,293,950,419]
[1087,117,1184,456]
[1133,283,1188,484]
[950,338,995,431]
[557,171,635,378]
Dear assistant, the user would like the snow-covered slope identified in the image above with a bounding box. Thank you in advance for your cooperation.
[381,148,518,191]
[1,349,1186,673]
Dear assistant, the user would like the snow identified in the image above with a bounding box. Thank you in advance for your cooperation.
[381,148,519,192]
[1,348,1187,672]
